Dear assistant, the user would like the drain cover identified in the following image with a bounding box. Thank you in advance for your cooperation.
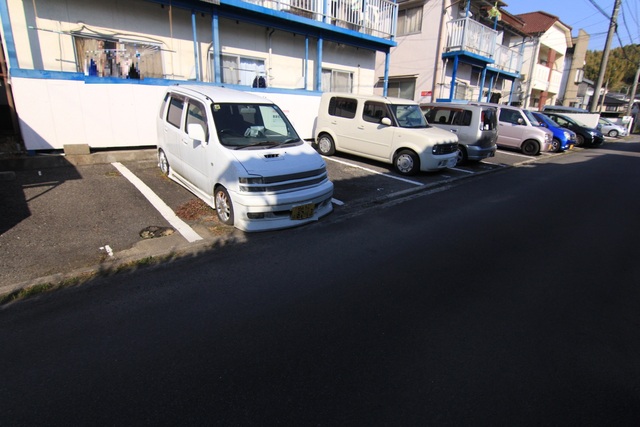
[139,226,175,239]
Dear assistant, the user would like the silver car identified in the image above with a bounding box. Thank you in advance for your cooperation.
[598,117,628,138]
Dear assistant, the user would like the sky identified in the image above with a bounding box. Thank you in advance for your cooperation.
[503,0,640,51]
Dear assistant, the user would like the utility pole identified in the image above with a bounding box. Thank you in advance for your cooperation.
[589,0,621,112]
[626,63,639,116]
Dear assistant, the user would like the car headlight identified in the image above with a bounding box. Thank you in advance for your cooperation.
[563,131,571,139]
[239,176,265,192]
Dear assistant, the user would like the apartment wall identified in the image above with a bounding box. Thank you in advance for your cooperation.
[375,0,443,101]
[2,0,378,149]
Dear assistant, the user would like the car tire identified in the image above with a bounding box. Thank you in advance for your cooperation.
[551,138,562,153]
[456,146,468,166]
[393,149,420,175]
[158,149,170,176]
[575,134,585,147]
[214,186,234,226]
[608,129,618,138]
[521,139,540,156]
[317,133,336,156]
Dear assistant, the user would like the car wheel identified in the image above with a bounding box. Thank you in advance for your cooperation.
[608,129,618,138]
[575,134,585,147]
[393,149,420,175]
[456,146,467,166]
[551,138,562,153]
[214,186,234,226]
[317,134,335,156]
[158,149,170,176]
[521,139,540,156]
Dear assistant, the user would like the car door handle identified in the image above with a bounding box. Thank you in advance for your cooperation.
[450,129,457,133]
[357,126,364,130]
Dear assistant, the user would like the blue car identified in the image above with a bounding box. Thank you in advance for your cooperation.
[532,112,577,152]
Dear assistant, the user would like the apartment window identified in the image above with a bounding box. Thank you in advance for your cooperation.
[74,35,163,79]
[397,6,423,36]
[322,69,353,92]
[220,54,266,87]
[386,78,416,100]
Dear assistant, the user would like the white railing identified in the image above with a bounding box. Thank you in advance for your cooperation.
[531,63,550,91]
[548,69,562,94]
[492,44,522,74]
[446,17,496,58]
[243,0,397,39]
[446,17,523,75]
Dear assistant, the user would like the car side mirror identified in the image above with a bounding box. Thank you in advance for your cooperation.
[380,117,392,126]
[517,118,525,125]
[187,123,207,144]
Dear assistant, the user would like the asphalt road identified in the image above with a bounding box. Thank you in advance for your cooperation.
[1,141,640,425]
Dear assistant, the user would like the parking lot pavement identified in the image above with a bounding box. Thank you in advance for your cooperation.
[0,141,592,297]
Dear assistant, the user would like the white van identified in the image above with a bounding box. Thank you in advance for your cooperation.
[314,93,458,175]
[157,85,333,232]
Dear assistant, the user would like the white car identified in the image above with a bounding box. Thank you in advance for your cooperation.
[598,117,628,138]
[157,85,333,232]
[314,93,459,175]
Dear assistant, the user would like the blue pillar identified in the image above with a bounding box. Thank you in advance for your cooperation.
[383,51,390,97]
[192,11,200,81]
[478,67,487,102]
[0,0,17,69]
[487,74,495,102]
[212,10,221,83]
[449,55,459,101]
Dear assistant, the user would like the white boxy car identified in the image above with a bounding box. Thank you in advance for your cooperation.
[157,85,334,232]
[314,93,459,175]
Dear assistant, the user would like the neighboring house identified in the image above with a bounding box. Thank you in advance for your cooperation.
[513,11,573,110]
[375,0,528,104]
[0,0,397,151]
[558,29,590,109]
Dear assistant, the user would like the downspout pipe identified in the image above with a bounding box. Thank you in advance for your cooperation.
[192,11,200,81]
[305,35,309,90]
[316,38,323,91]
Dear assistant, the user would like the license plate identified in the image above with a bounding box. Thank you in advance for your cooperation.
[291,203,314,220]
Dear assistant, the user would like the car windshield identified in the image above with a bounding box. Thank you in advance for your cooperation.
[390,104,428,128]
[212,103,301,149]
[523,110,541,126]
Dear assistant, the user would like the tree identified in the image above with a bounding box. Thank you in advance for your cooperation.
[585,44,640,92]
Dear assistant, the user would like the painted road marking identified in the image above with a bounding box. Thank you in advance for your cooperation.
[497,150,536,159]
[111,162,203,243]
[449,167,476,174]
[323,156,423,186]
[332,198,345,206]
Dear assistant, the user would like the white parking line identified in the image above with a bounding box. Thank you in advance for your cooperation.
[449,167,476,174]
[323,156,424,186]
[497,150,535,159]
[332,198,345,206]
[111,162,203,243]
